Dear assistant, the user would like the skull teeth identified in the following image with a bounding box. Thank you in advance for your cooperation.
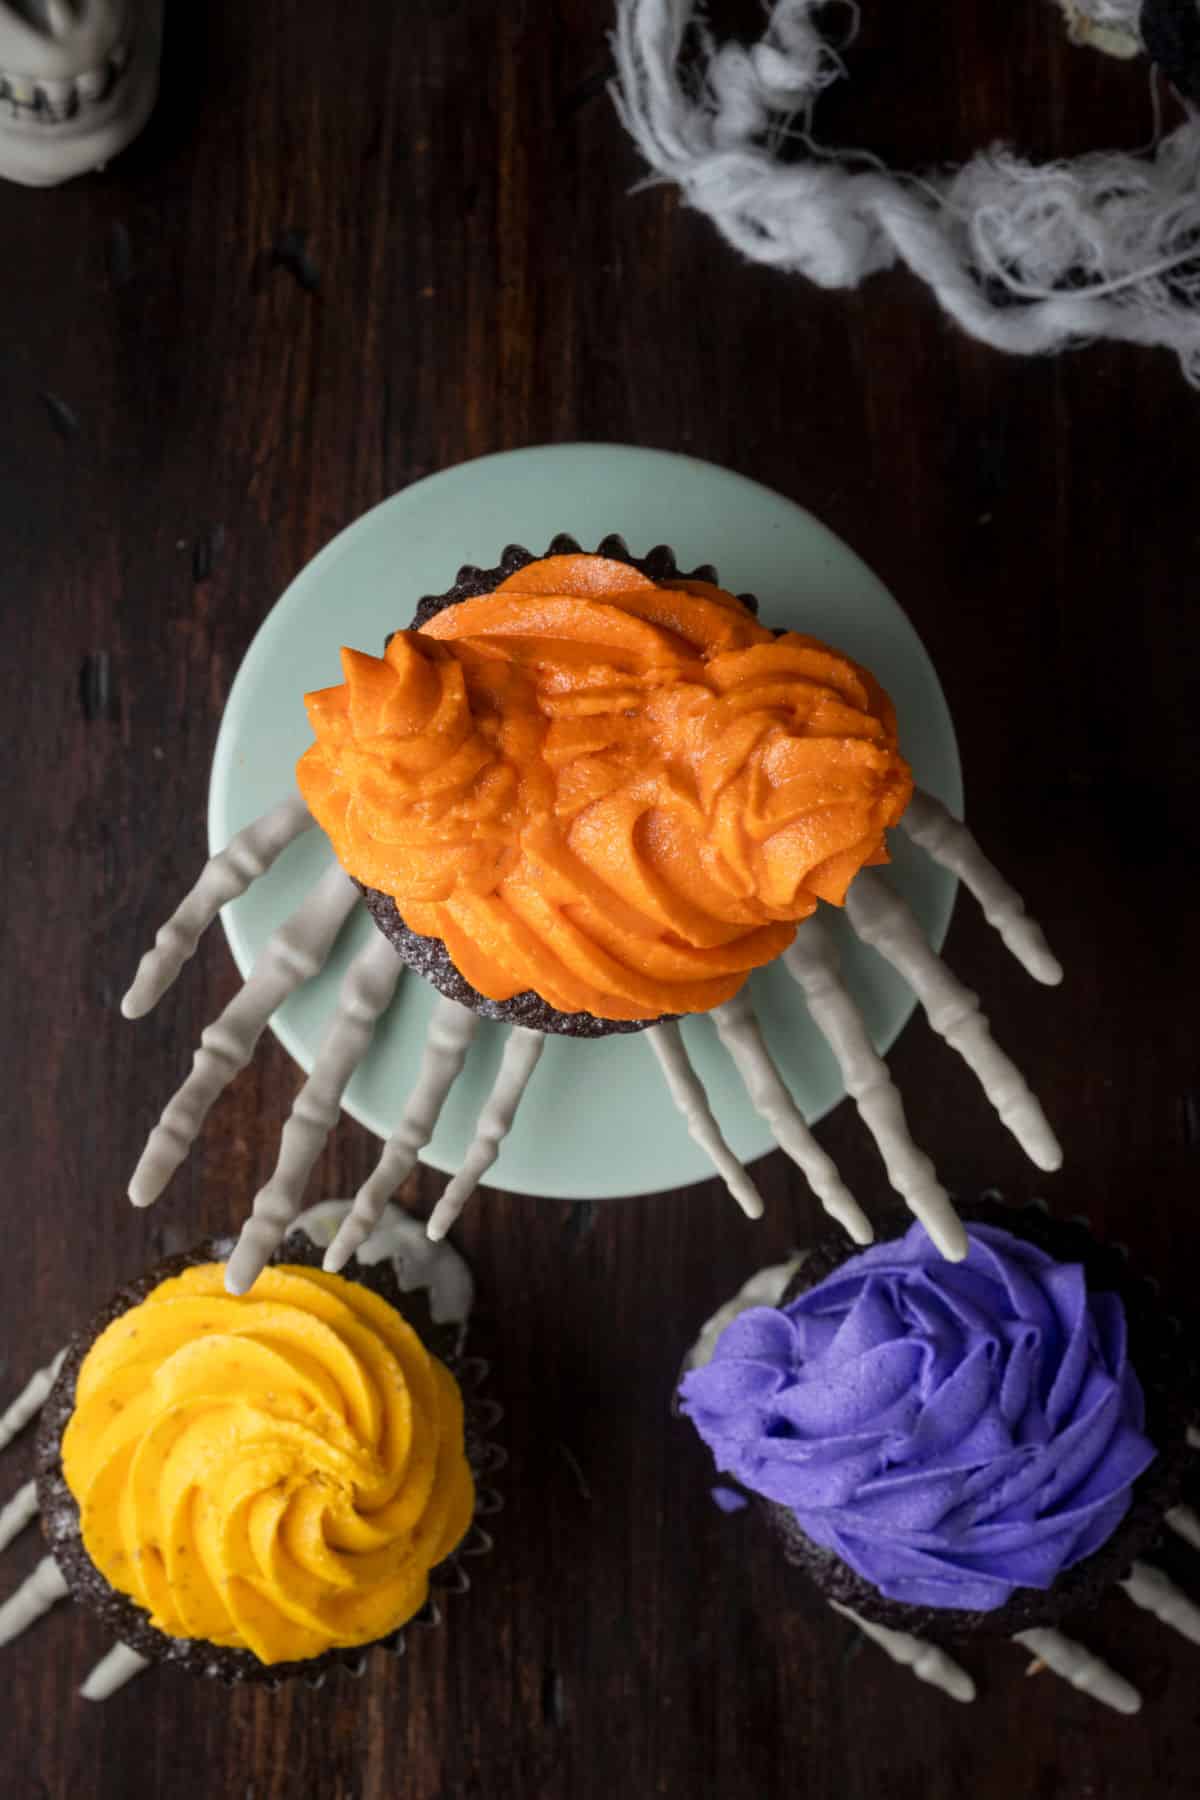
[0,43,132,125]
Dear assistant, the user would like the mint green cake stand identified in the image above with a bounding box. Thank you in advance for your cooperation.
[208,445,962,1201]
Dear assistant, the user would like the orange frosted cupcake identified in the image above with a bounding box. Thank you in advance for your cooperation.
[296,536,913,1038]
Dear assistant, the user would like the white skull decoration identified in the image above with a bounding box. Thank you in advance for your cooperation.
[0,0,162,187]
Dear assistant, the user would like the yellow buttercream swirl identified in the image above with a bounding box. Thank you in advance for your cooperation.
[61,1264,475,1666]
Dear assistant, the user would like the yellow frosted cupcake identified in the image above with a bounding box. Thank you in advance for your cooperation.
[33,1205,496,1686]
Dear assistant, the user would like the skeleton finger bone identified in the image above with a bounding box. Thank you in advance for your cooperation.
[224,935,404,1295]
[711,987,872,1244]
[0,1557,70,1648]
[1167,1504,1200,1552]
[846,871,1062,1173]
[128,864,359,1209]
[784,917,966,1259]
[901,791,1063,986]
[0,1349,64,1452]
[646,1022,764,1220]
[0,1482,38,1554]
[1013,1627,1141,1714]
[81,1643,152,1701]
[1121,1560,1200,1646]
[829,1601,976,1702]
[122,794,313,1019]
[324,998,480,1273]
[425,1027,547,1241]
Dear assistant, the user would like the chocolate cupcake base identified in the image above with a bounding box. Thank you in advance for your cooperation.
[760,1197,1195,1642]
[356,884,652,1039]
[35,1224,501,1688]
[359,533,762,1040]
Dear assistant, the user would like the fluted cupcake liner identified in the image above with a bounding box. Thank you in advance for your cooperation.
[35,1225,503,1691]
[360,533,760,1040]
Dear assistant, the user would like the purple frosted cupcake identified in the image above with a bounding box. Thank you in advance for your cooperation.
[679,1200,1193,1642]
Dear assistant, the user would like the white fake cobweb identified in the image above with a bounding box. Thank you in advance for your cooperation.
[612,0,1200,384]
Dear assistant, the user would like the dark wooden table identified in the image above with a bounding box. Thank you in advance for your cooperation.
[2,5,1198,1796]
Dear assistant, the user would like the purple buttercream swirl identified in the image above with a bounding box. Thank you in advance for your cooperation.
[679,1223,1157,1611]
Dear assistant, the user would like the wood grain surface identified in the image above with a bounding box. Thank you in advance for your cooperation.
[2,4,1198,1797]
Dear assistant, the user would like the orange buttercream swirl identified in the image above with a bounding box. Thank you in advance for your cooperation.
[297,554,913,1022]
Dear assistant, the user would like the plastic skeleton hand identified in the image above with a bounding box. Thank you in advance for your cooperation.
[122,786,1062,1294]
[694,1270,1200,1716]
